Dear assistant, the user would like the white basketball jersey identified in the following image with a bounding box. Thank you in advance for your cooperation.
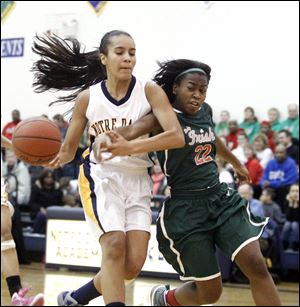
[86,76,153,170]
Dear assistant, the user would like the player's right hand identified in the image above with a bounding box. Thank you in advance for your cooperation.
[46,154,61,169]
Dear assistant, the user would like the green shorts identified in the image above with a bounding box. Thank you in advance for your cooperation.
[156,183,268,281]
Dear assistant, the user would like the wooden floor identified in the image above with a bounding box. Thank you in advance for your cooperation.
[1,262,299,306]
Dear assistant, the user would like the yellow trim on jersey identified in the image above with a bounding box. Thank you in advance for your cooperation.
[79,164,99,226]
[82,148,90,159]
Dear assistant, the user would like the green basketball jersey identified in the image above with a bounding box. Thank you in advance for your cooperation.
[157,103,219,191]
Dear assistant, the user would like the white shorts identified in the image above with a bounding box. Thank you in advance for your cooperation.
[1,177,14,216]
[79,162,153,239]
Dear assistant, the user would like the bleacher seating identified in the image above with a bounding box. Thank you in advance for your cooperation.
[281,250,299,275]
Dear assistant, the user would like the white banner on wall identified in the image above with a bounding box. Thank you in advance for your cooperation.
[46,219,101,267]
[46,219,177,275]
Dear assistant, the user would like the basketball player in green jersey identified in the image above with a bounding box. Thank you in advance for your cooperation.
[100,59,281,306]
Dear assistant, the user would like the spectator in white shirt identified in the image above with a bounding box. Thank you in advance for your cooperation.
[253,133,274,169]
[232,131,249,165]
[2,150,31,205]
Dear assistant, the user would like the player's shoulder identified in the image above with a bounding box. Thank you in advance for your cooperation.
[144,80,162,93]
[76,89,89,103]
[74,89,90,113]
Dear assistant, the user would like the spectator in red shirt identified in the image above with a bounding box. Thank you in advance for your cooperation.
[244,144,263,185]
[2,109,22,140]
[244,144,264,199]
[260,120,275,152]
[226,120,244,150]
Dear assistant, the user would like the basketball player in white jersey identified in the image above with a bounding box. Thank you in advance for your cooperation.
[32,30,185,306]
[1,135,44,306]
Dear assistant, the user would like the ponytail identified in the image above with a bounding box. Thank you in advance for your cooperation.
[32,34,105,105]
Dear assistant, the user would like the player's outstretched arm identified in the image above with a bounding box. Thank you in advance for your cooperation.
[48,90,89,168]
[115,112,160,141]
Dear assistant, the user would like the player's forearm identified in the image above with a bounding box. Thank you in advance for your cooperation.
[216,136,243,168]
[59,141,77,162]
[129,129,185,155]
[115,113,160,141]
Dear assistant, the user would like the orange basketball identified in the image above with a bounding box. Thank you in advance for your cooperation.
[12,116,62,166]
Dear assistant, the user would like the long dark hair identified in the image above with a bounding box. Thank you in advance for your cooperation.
[32,30,132,105]
[153,59,211,103]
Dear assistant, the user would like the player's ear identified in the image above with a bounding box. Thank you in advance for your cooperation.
[173,84,178,96]
[100,53,107,66]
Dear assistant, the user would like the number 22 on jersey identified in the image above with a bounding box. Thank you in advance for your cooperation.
[194,144,213,166]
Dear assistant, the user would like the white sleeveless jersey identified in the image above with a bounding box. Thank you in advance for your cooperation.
[86,76,153,170]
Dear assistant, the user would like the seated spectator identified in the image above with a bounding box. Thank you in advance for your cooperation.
[239,106,261,143]
[53,114,68,140]
[2,109,22,140]
[277,129,299,165]
[226,120,244,150]
[259,188,286,226]
[2,150,31,205]
[59,176,77,195]
[237,184,280,277]
[238,184,264,217]
[281,184,299,251]
[260,121,275,152]
[253,133,274,169]
[267,107,282,132]
[215,110,230,137]
[260,144,299,208]
[231,131,249,165]
[59,176,81,205]
[29,169,63,233]
[280,103,299,140]
[216,157,235,189]
[244,144,263,199]
[63,194,80,208]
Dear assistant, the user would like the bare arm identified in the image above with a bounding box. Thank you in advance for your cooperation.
[115,112,160,140]
[48,90,89,167]
[93,112,162,162]
[103,82,184,156]
[1,135,12,150]
[216,136,251,184]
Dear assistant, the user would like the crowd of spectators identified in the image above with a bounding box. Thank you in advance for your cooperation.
[1,104,299,271]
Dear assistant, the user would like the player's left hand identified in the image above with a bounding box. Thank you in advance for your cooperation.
[100,131,133,158]
[234,165,251,185]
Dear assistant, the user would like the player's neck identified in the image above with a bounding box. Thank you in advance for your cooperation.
[105,77,132,101]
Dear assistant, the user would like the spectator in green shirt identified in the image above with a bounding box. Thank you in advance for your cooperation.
[215,110,230,137]
[267,107,282,132]
[239,107,260,143]
[280,104,299,140]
